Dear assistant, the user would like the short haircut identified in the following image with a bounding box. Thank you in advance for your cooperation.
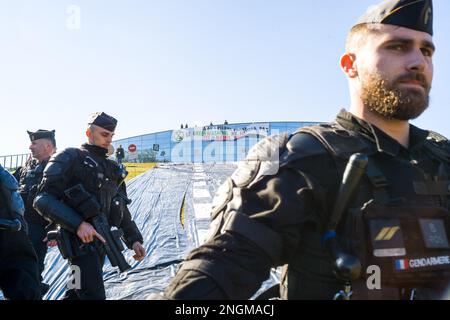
[345,23,383,52]
[87,124,97,132]
[88,124,112,133]
[43,137,56,148]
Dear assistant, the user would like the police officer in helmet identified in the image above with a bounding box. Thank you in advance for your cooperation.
[34,112,146,300]
[161,0,450,300]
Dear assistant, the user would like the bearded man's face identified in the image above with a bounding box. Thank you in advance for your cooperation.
[356,25,434,120]
[360,71,430,120]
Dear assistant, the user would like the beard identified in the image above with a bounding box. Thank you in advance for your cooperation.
[360,71,431,121]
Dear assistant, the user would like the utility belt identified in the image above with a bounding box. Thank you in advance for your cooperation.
[352,200,450,287]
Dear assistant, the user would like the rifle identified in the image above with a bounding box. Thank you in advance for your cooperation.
[91,214,131,272]
[64,183,131,273]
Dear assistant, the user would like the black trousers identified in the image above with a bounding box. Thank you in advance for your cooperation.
[63,243,106,300]
[28,223,48,279]
[28,222,51,295]
[0,229,41,300]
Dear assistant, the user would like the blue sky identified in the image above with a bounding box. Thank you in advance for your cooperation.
[1,0,449,155]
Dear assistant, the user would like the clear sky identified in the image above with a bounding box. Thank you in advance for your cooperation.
[1,0,449,155]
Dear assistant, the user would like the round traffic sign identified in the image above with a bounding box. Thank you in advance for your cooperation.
[128,144,137,153]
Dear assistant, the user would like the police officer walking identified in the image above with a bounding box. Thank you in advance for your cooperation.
[34,112,146,300]
[14,129,57,295]
[0,164,41,300]
[161,0,450,300]
[115,145,125,165]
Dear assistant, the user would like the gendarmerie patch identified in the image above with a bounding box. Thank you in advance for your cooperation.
[394,255,450,272]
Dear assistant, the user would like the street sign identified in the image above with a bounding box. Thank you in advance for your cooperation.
[128,144,137,153]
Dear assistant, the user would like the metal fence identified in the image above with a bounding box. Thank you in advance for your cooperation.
[0,153,31,170]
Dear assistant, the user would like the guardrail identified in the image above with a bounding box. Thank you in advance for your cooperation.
[0,153,31,170]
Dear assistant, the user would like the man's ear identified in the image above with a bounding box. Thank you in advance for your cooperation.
[340,53,358,78]
[86,128,91,138]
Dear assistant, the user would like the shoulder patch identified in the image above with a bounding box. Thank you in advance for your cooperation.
[424,131,450,163]
[231,133,289,188]
[427,131,449,144]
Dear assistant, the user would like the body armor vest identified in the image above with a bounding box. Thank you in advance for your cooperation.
[283,123,450,300]
[68,148,124,227]
[18,160,48,226]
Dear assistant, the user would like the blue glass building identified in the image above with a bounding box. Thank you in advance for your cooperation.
[112,121,319,163]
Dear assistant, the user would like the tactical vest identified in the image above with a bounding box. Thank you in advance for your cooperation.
[18,161,48,226]
[281,123,450,300]
[67,148,124,227]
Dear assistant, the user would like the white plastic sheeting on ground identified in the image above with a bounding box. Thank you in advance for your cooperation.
[2,163,280,300]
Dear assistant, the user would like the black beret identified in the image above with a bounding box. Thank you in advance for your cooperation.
[27,129,56,145]
[87,112,117,132]
[355,0,433,35]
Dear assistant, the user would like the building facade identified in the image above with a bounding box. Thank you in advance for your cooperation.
[112,121,319,163]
